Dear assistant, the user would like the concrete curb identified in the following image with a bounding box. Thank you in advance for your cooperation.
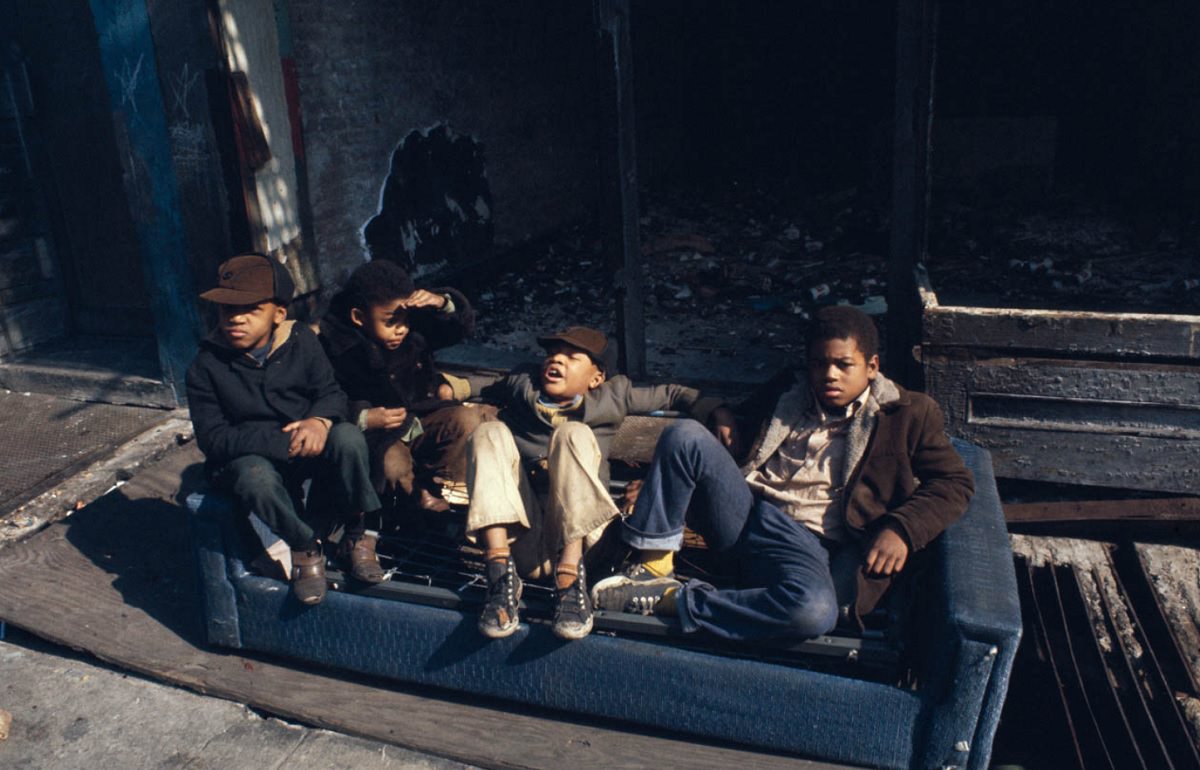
[0,411,192,548]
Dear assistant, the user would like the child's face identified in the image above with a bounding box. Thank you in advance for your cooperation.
[351,299,410,350]
[807,336,879,411]
[217,301,286,351]
[540,342,604,402]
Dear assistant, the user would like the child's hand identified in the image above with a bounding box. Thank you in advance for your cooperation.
[283,417,330,458]
[864,524,910,577]
[710,407,741,457]
[435,382,454,401]
[365,406,408,430]
[400,289,447,310]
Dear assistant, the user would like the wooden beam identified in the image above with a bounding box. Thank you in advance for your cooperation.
[1005,497,1200,524]
[888,0,938,389]
[594,0,646,378]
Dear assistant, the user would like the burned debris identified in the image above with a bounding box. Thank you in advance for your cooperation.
[364,125,494,276]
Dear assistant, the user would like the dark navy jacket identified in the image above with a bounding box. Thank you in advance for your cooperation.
[186,320,347,473]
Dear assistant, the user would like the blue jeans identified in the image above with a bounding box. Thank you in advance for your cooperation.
[621,420,839,641]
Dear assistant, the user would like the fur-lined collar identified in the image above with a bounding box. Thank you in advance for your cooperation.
[740,373,903,490]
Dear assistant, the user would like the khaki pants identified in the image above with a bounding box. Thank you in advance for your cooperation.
[465,421,619,579]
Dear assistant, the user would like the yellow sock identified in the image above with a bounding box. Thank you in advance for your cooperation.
[641,550,675,577]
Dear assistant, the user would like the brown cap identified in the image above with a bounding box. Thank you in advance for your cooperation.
[537,326,617,374]
[199,253,295,305]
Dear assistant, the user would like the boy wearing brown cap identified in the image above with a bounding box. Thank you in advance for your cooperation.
[467,326,726,640]
[186,253,383,605]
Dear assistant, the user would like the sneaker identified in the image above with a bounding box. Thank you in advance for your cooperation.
[478,556,523,639]
[552,565,594,640]
[591,563,682,615]
[290,545,327,605]
[340,532,386,583]
[581,519,632,582]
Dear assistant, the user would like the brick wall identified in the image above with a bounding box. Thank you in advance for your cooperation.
[288,1,599,290]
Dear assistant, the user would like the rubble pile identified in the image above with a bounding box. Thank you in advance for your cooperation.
[928,193,1200,312]
[471,186,1199,369]
[473,187,891,369]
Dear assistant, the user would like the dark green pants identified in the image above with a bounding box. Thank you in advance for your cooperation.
[213,422,382,549]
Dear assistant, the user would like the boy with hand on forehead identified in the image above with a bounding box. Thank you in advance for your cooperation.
[468,326,726,641]
[186,253,383,606]
[592,305,974,641]
[319,261,490,562]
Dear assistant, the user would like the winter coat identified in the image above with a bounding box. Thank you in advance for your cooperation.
[318,287,474,431]
[186,320,347,474]
[735,368,975,623]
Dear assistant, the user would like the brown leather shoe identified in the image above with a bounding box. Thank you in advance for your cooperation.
[416,487,451,513]
[290,547,327,605]
[344,533,386,583]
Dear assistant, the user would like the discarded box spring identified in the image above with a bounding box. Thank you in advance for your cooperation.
[187,437,1020,770]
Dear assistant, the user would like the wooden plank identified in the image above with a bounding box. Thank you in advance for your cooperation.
[924,304,1200,360]
[924,354,1199,492]
[965,357,1200,408]
[1005,497,1200,524]
[951,424,1198,494]
[1134,543,1200,696]
[0,443,853,770]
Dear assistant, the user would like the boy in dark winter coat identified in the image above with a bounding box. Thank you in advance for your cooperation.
[592,306,974,641]
[186,253,383,604]
[467,326,727,641]
[319,260,492,516]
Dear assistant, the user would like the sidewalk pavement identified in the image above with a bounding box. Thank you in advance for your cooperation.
[0,627,471,770]
[0,391,474,770]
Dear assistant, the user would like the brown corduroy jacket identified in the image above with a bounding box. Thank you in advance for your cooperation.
[734,369,975,625]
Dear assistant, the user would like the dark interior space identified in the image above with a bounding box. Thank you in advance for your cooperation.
[478,0,1196,384]
[473,2,900,376]
[6,0,155,339]
[632,1,896,199]
[929,0,1200,311]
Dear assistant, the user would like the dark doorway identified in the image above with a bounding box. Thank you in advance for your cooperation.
[0,0,168,406]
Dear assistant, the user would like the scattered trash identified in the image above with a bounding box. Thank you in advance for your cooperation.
[471,185,1196,376]
[641,233,715,255]
[853,295,888,316]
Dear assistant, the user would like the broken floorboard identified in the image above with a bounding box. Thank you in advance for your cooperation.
[0,440,854,770]
[1004,496,1200,524]
[1011,535,1200,769]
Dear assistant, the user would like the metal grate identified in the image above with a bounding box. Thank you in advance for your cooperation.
[0,390,169,516]
[328,509,904,680]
